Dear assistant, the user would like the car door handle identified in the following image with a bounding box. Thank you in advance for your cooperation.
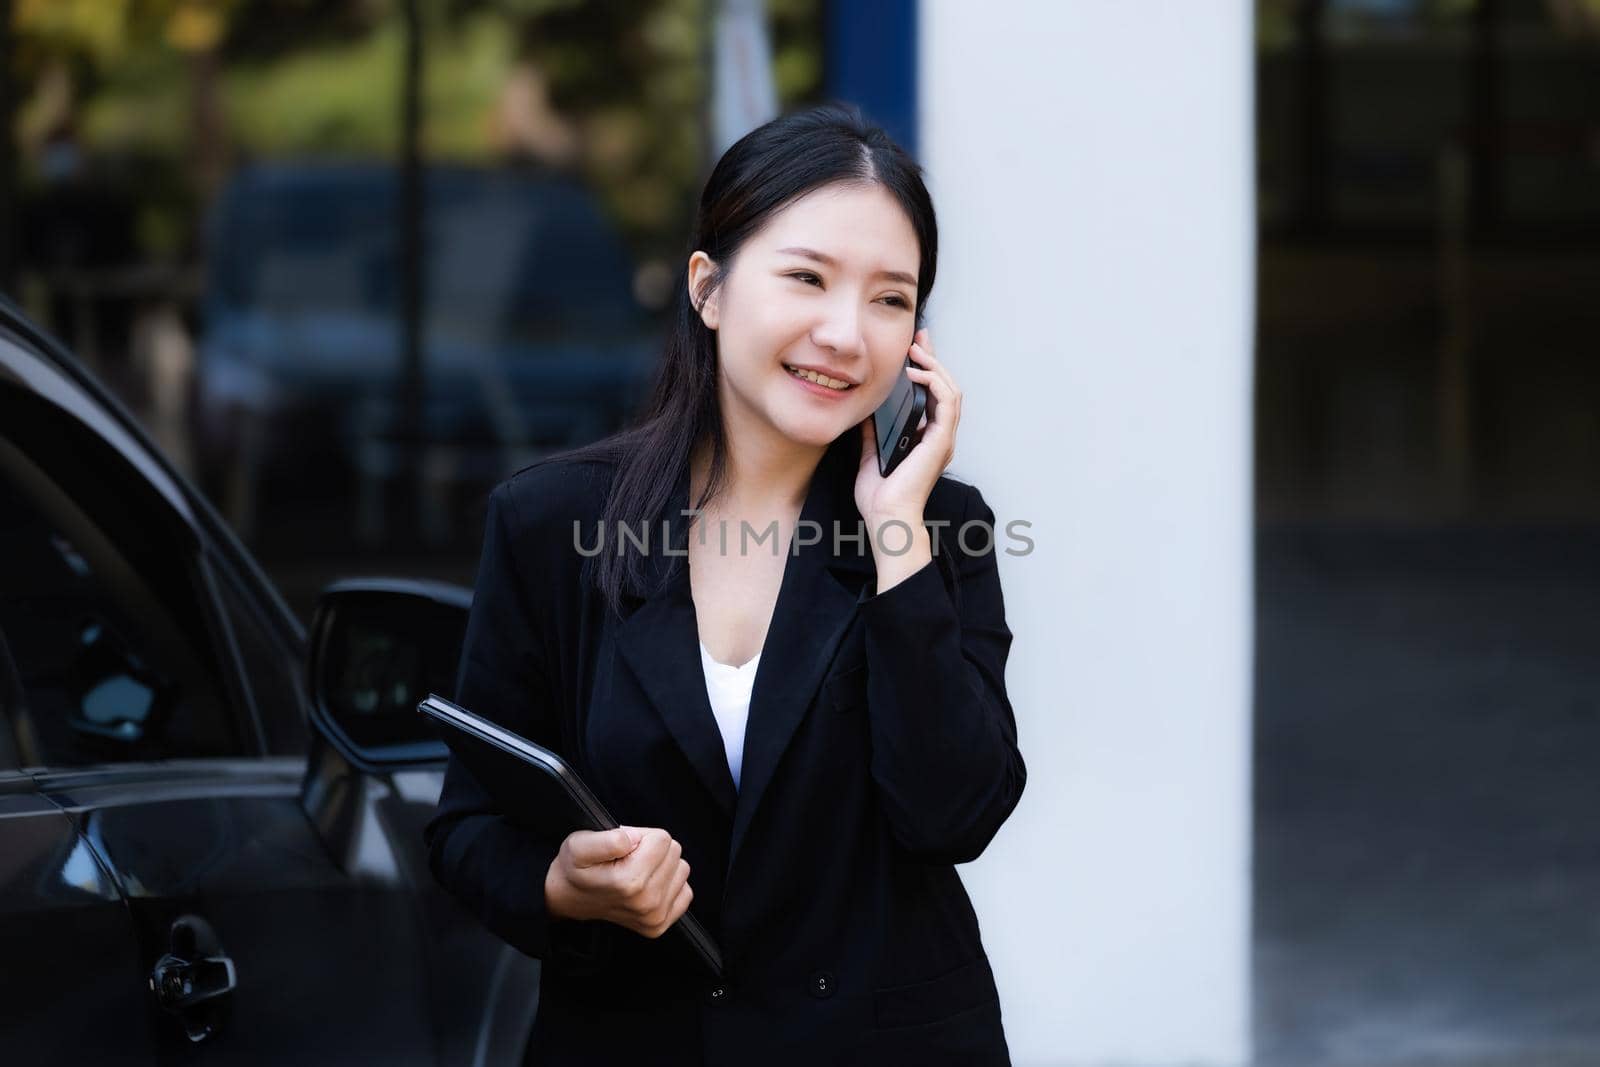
[151,951,236,1009]
[147,915,237,1042]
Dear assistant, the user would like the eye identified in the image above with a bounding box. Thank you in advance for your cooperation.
[879,294,911,309]
[787,271,823,287]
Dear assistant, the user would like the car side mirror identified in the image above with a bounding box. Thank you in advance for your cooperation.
[306,579,469,772]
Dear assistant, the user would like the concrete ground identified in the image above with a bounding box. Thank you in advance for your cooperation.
[1254,523,1600,1066]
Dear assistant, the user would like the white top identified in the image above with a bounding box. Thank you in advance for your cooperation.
[698,641,760,792]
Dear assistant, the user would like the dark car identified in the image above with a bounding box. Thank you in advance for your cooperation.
[0,296,541,1063]
[191,162,658,538]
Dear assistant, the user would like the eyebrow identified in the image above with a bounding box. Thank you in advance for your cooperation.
[775,246,918,289]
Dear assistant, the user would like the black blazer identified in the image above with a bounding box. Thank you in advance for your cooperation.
[423,434,1026,1066]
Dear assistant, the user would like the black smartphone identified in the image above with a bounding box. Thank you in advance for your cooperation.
[873,355,928,478]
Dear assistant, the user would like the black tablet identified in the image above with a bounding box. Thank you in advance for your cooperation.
[417,693,724,978]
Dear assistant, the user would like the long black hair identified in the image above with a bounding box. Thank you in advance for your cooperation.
[562,102,939,619]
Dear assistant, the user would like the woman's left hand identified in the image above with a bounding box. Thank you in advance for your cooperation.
[854,327,962,534]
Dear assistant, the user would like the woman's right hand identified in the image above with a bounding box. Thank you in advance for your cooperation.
[544,826,694,940]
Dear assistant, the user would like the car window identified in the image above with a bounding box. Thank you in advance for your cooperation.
[0,628,25,771]
[0,387,247,767]
[208,561,309,757]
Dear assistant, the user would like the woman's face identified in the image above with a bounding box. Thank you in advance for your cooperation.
[690,181,921,452]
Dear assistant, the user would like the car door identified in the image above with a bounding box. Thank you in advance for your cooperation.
[0,322,435,1063]
[0,699,154,1065]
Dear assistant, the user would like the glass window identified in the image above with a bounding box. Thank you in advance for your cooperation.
[0,388,246,766]
[209,561,309,758]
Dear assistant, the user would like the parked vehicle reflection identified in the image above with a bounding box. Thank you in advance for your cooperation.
[192,163,658,542]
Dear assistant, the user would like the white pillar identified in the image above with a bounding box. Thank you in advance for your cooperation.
[919,3,1254,1064]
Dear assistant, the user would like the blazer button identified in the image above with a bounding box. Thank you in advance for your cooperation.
[705,983,728,1005]
[808,971,835,999]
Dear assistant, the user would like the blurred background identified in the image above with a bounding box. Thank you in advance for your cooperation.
[1253,2,1600,1065]
[0,0,848,615]
[4,0,1600,1064]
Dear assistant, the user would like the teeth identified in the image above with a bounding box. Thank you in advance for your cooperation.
[785,365,853,390]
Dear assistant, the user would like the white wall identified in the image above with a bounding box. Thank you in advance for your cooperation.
[918,3,1255,1064]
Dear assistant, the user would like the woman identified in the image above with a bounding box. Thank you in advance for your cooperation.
[424,102,1025,1066]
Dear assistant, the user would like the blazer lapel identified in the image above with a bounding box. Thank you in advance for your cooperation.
[612,462,739,820]
[610,437,878,870]
[727,446,875,881]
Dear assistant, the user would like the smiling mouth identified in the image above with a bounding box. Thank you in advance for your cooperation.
[783,364,857,391]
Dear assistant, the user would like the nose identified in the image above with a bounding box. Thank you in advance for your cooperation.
[808,292,866,360]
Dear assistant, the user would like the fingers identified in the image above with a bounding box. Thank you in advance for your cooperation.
[906,331,957,401]
[907,329,940,373]
[558,826,696,939]
[904,329,961,441]
[912,328,946,376]
[640,854,694,939]
[906,361,958,437]
[613,828,673,891]
[566,826,641,868]
[638,834,683,898]
[910,333,958,395]
[622,836,692,939]
[610,830,690,926]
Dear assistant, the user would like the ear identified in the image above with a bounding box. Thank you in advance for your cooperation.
[687,250,721,330]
